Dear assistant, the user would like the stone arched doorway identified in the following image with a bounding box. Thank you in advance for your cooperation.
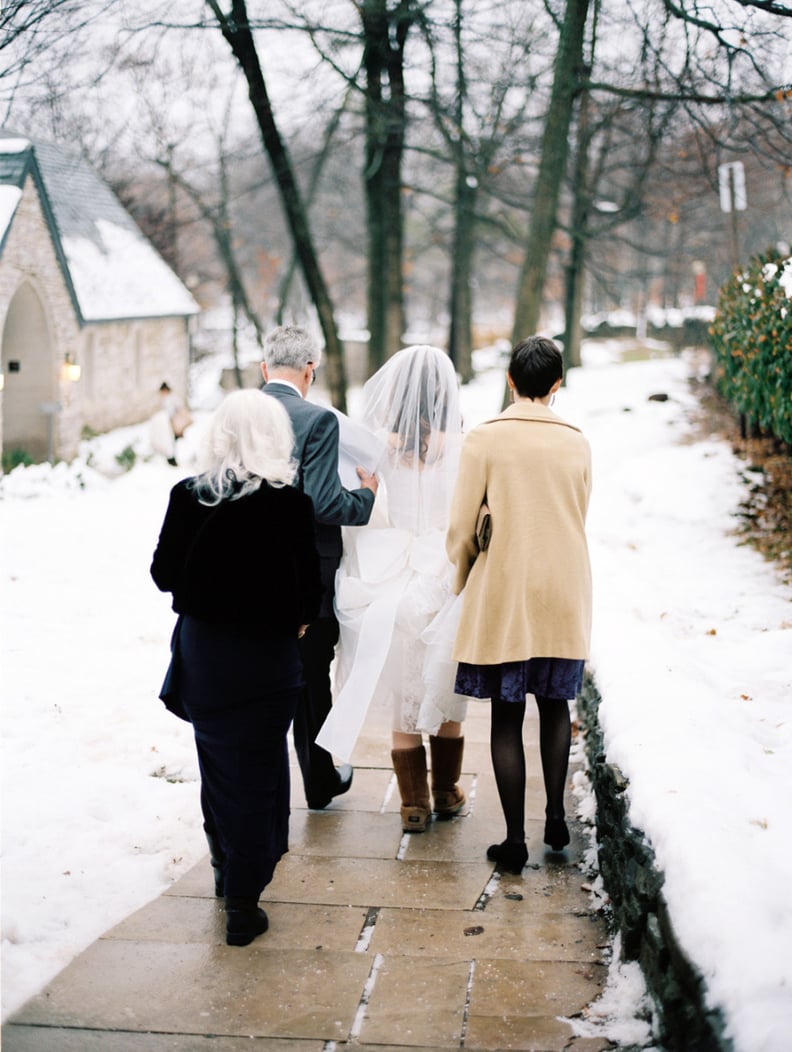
[2,281,55,462]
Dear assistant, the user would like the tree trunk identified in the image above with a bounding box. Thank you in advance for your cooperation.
[447,0,475,383]
[562,76,592,374]
[277,88,352,324]
[511,0,591,346]
[563,242,585,372]
[207,0,347,411]
[448,172,477,382]
[156,154,265,354]
[361,0,413,374]
[231,294,243,388]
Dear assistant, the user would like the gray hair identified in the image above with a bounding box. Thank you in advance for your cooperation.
[192,390,297,505]
[263,325,322,371]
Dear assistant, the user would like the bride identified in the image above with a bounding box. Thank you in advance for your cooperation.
[316,345,469,832]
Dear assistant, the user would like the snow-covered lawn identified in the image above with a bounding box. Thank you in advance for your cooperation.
[2,344,790,1051]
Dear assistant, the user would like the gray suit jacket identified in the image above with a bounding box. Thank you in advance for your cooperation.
[263,382,375,615]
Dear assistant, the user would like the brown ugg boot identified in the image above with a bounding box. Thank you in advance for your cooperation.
[429,735,466,818]
[391,745,431,833]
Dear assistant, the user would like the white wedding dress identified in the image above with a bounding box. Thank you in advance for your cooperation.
[315,345,470,763]
[316,449,468,763]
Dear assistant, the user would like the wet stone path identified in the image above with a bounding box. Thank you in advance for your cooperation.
[4,704,611,1051]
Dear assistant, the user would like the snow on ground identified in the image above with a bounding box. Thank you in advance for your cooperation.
[2,342,790,1050]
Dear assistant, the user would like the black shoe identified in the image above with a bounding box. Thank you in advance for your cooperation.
[225,899,269,946]
[487,840,528,874]
[306,764,354,810]
[335,763,354,799]
[544,818,570,852]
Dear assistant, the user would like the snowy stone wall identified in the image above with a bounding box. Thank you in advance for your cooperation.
[0,172,191,462]
[0,171,81,460]
[578,674,735,1052]
[77,316,190,437]
[0,175,77,346]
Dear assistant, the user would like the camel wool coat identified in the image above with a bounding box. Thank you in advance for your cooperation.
[446,401,592,666]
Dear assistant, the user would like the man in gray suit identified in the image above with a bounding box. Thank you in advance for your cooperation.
[261,326,378,809]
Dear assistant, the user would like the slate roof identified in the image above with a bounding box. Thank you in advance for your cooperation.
[0,132,199,323]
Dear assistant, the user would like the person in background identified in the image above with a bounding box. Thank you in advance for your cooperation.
[151,389,322,946]
[446,336,592,873]
[320,345,469,833]
[150,381,191,466]
[261,326,378,810]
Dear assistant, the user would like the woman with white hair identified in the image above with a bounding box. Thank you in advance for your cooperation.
[151,389,322,945]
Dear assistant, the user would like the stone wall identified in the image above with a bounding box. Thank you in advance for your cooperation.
[577,674,735,1052]
[78,316,190,437]
[0,171,191,462]
[0,172,81,460]
[0,173,79,354]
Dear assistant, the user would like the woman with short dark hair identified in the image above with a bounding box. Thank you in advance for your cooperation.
[446,336,593,873]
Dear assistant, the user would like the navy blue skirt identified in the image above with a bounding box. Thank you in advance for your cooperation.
[455,657,584,703]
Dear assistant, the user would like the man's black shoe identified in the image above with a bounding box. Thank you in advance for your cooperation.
[307,764,354,810]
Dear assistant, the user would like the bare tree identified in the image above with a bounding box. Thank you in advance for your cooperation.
[206,0,349,410]
[511,0,592,351]
[6,0,790,406]
[359,0,423,370]
[275,87,355,326]
[0,0,120,121]
[419,2,538,381]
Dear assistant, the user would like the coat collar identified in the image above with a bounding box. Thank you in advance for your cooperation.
[484,400,581,432]
[265,379,303,398]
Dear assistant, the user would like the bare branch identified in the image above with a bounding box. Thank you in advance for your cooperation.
[584,80,789,104]
[664,0,792,22]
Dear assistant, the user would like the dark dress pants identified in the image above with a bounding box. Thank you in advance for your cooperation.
[192,691,297,899]
[177,616,302,900]
[294,615,342,806]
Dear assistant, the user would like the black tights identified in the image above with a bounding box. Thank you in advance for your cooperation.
[490,696,571,843]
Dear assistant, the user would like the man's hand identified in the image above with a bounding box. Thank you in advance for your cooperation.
[356,466,379,495]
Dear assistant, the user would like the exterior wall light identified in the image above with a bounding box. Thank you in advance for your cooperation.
[61,354,81,383]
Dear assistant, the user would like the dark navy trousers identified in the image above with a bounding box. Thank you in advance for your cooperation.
[176,616,302,900]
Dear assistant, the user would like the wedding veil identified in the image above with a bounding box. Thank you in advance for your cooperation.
[362,345,463,535]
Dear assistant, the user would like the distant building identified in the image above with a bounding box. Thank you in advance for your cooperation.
[0,133,199,464]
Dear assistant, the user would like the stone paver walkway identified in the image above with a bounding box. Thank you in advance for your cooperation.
[3,703,610,1051]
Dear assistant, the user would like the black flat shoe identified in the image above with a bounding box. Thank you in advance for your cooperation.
[225,900,269,947]
[335,763,354,799]
[486,840,528,874]
[306,764,354,810]
[544,818,570,852]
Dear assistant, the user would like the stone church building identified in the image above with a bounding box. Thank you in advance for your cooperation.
[0,134,199,464]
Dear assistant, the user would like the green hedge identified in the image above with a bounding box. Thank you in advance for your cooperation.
[709,248,792,444]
